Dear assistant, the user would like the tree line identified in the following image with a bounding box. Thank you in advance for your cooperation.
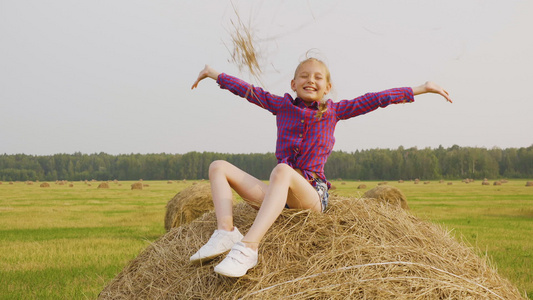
[1,145,532,182]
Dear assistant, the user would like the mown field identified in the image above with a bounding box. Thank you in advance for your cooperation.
[0,179,531,299]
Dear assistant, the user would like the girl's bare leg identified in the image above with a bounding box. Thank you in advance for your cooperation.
[242,163,321,250]
[208,160,268,231]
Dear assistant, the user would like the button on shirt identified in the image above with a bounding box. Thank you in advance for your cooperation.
[217,73,414,186]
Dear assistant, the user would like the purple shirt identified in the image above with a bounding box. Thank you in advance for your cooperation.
[217,73,414,186]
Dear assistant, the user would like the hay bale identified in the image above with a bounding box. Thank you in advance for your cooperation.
[164,183,236,231]
[424,181,430,184]
[398,180,404,183]
[363,185,409,210]
[493,181,502,186]
[167,180,174,184]
[40,182,50,188]
[69,184,74,187]
[131,182,143,190]
[99,197,524,299]
[447,182,453,185]
[482,180,490,186]
[357,184,367,189]
[98,182,110,189]
[526,181,533,187]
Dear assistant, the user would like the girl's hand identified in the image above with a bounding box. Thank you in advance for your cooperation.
[191,65,221,89]
[412,81,452,103]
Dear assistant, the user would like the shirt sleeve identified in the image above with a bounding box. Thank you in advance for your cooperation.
[334,87,414,120]
[216,73,283,115]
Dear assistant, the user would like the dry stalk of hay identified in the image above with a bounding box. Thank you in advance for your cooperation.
[99,196,524,299]
[225,3,268,111]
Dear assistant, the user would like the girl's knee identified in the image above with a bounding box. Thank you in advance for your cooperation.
[269,163,293,181]
[209,160,231,177]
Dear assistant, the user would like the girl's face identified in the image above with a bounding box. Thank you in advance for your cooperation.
[291,60,332,105]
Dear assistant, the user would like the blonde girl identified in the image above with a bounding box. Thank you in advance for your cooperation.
[189,57,451,277]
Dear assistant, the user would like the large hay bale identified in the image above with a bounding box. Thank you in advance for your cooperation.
[99,197,524,299]
[357,184,367,189]
[164,183,236,231]
[526,181,533,187]
[40,182,50,188]
[131,182,143,190]
[363,185,409,210]
[482,180,490,186]
[98,182,110,189]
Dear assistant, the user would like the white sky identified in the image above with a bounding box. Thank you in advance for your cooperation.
[1,0,532,155]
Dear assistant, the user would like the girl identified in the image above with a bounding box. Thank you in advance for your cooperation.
[189,57,452,278]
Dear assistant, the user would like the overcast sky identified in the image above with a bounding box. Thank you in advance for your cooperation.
[1,0,532,155]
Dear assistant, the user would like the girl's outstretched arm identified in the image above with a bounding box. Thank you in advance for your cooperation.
[191,65,221,89]
[412,81,453,103]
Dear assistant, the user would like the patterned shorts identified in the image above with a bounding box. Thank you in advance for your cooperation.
[312,178,329,212]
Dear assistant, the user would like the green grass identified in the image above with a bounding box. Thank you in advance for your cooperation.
[0,179,531,299]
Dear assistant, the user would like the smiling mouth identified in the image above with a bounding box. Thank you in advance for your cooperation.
[303,87,317,92]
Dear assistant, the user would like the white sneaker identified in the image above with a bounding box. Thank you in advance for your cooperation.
[190,227,243,264]
[214,242,258,277]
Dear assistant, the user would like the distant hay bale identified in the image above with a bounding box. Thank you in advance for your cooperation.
[341,182,346,185]
[167,181,174,184]
[482,181,490,186]
[439,180,444,183]
[26,181,33,185]
[447,182,453,185]
[526,181,533,187]
[398,180,404,183]
[424,181,430,185]
[414,179,420,184]
[164,183,236,231]
[500,179,508,184]
[357,184,367,189]
[143,184,150,187]
[377,182,388,186]
[329,184,337,190]
[9,182,14,185]
[363,185,409,210]
[98,182,110,189]
[99,196,524,299]
[131,182,143,190]
[493,181,502,186]
[40,183,50,188]
[69,184,74,187]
